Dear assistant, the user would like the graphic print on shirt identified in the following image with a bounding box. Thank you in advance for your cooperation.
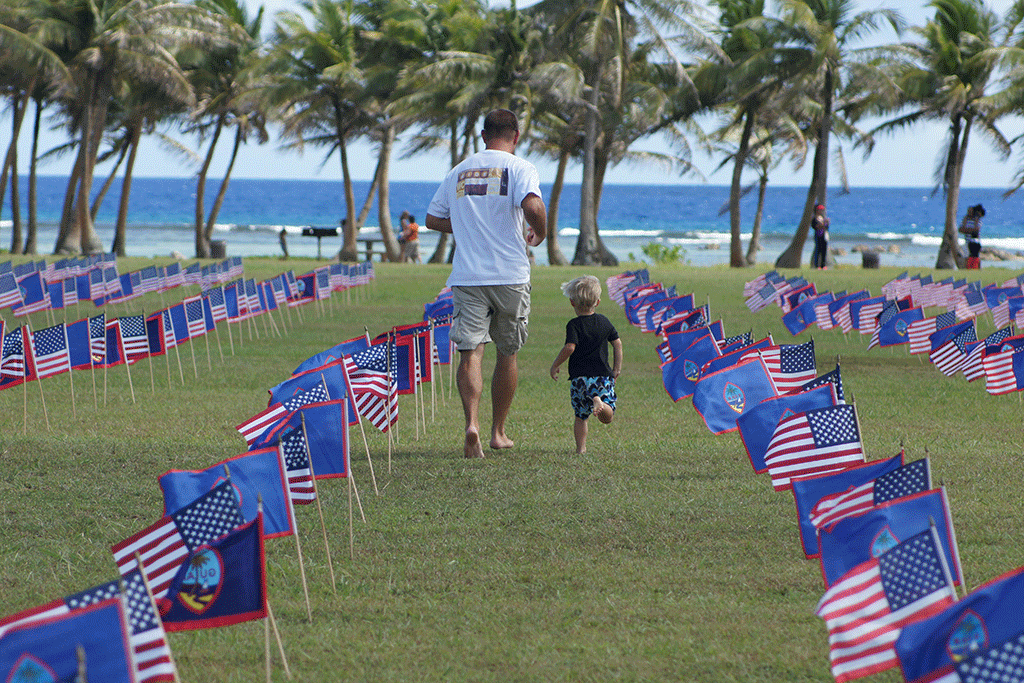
[456,168,509,198]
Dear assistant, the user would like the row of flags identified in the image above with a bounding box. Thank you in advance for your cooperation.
[746,269,1024,396]
[0,258,381,681]
[0,260,377,398]
[608,268,1024,683]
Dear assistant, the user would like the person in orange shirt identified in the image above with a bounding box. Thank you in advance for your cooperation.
[401,213,421,263]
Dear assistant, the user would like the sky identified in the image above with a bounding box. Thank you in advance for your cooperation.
[6,0,1024,189]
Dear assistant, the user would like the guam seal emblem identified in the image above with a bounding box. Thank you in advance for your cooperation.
[895,318,909,338]
[947,611,987,661]
[723,382,745,414]
[870,526,899,557]
[178,547,224,614]
[684,359,700,382]
[9,655,56,683]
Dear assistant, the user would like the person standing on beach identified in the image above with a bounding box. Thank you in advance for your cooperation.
[425,108,547,458]
[959,203,984,264]
[401,213,421,263]
[812,204,830,269]
[549,275,622,454]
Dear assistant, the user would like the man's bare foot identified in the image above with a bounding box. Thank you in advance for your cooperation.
[464,429,485,459]
[490,431,514,450]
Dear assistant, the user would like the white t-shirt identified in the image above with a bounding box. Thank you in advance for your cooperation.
[427,149,542,286]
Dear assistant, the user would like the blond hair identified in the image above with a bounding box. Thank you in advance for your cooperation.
[560,275,602,309]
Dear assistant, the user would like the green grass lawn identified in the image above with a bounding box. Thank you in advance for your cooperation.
[1,259,1021,682]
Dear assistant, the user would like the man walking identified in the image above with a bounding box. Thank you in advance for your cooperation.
[425,109,547,458]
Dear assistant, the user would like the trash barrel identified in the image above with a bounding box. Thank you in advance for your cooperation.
[862,251,879,269]
[210,240,227,259]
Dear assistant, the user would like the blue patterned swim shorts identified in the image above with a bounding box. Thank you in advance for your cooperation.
[570,376,617,420]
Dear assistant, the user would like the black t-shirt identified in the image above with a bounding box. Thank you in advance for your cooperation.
[565,313,619,378]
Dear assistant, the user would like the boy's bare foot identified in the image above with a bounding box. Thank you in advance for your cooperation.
[464,429,485,459]
[490,431,514,450]
[592,396,614,424]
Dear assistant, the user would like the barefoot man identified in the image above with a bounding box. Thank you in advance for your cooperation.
[426,108,547,458]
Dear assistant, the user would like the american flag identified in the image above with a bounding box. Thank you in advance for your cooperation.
[102,265,121,299]
[235,378,331,444]
[930,324,978,376]
[111,480,245,600]
[204,286,228,323]
[184,296,208,338]
[244,278,262,315]
[857,299,886,335]
[0,569,177,683]
[138,265,161,293]
[746,282,779,312]
[1,326,28,381]
[183,262,202,285]
[907,311,957,355]
[278,428,316,504]
[992,297,1014,329]
[962,327,1015,382]
[983,346,1024,395]
[342,342,399,432]
[118,315,150,363]
[835,300,857,334]
[815,300,837,331]
[316,268,331,299]
[271,275,288,306]
[809,458,930,530]
[954,631,1024,683]
[0,272,20,309]
[750,340,816,393]
[794,364,845,402]
[61,277,78,308]
[163,262,185,290]
[160,308,178,350]
[30,323,71,379]
[954,288,988,321]
[283,270,299,299]
[227,256,244,279]
[88,313,106,365]
[815,527,957,683]
[867,301,901,350]
[764,404,865,491]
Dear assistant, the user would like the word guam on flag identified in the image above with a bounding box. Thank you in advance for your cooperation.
[764,403,866,491]
[815,527,958,683]
[895,565,1024,683]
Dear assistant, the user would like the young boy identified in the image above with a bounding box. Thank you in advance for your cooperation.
[549,275,623,454]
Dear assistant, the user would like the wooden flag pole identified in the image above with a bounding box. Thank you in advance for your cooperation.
[264,603,271,683]
[188,336,199,379]
[413,340,420,440]
[336,363,379,495]
[90,355,98,408]
[134,552,183,683]
[283,491,313,623]
[349,469,366,523]
[849,392,868,462]
[298,416,338,594]
[203,331,212,371]
[22,366,28,435]
[214,326,225,363]
[172,341,184,386]
[68,356,77,419]
[265,600,292,679]
[226,320,235,355]
[76,644,87,683]
[124,353,136,404]
[348,473,354,561]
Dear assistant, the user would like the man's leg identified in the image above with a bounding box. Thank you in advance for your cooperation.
[457,345,486,458]
[490,349,517,449]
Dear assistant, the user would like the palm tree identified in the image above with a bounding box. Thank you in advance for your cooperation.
[772,0,902,269]
[184,0,268,258]
[527,0,710,266]
[46,0,238,256]
[264,0,375,262]
[877,0,1009,269]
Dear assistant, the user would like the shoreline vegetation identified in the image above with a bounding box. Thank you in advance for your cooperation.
[2,260,1022,680]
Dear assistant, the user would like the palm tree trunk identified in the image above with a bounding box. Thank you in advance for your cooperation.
[112,119,142,256]
[25,96,42,255]
[546,148,570,266]
[777,70,832,268]
[77,72,109,254]
[374,125,402,262]
[55,146,85,254]
[730,108,755,268]
[746,174,768,265]
[10,140,21,255]
[92,139,129,221]
[195,114,225,257]
[333,99,358,262]
[1,85,32,240]
[204,125,242,244]
[573,79,601,265]
[936,115,970,269]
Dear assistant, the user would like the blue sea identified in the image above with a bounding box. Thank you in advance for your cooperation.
[3,177,1024,269]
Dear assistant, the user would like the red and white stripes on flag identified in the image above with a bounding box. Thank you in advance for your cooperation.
[764,404,866,491]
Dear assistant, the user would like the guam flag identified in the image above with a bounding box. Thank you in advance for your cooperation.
[895,565,1024,683]
[692,356,779,434]
[0,597,135,683]
[158,515,267,632]
[660,331,720,401]
[817,488,963,588]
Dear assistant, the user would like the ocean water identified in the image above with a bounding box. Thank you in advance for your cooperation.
[3,177,1024,270]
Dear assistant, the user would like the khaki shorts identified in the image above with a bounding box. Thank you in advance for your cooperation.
[450,284,531,356]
